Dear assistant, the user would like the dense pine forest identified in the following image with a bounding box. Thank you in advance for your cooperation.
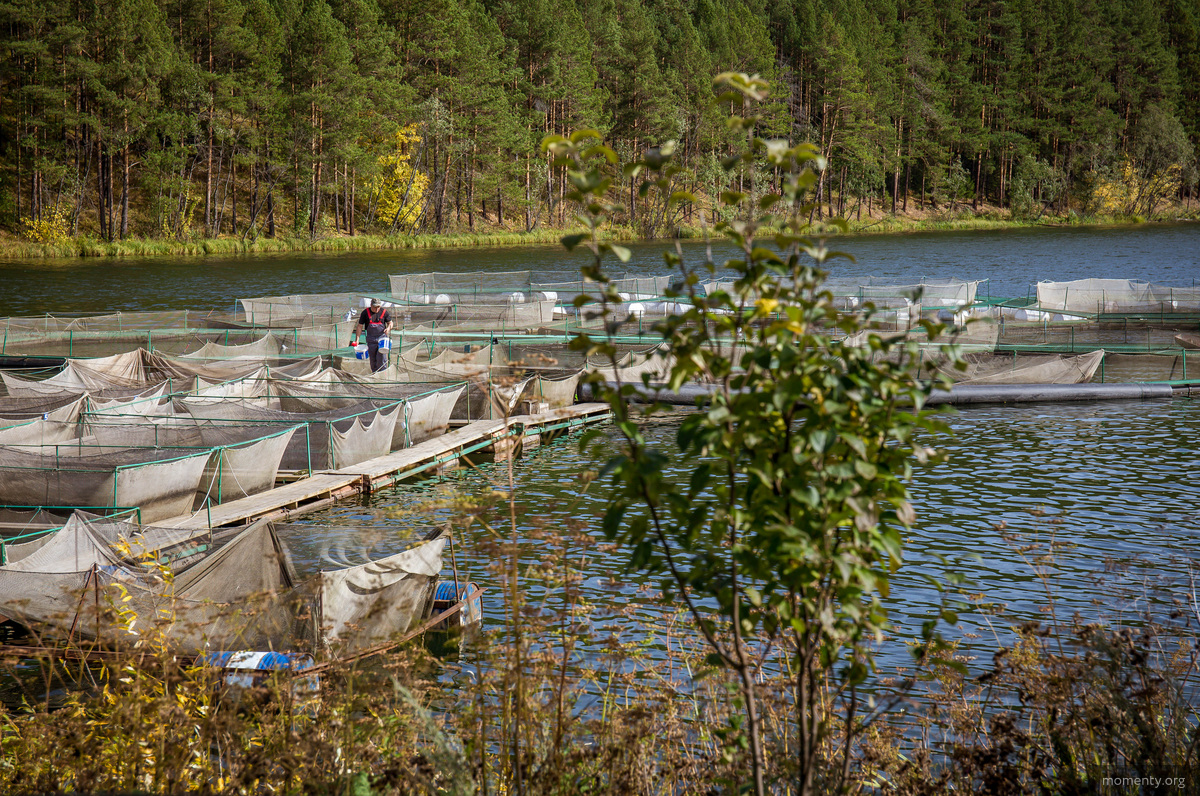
[2,0,1199,245]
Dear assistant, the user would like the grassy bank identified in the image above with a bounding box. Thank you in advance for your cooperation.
[0,226,639,260]
[1,211,1195,260]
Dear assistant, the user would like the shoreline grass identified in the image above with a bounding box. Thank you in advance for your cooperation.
[0,227,636,260]
[1,211,1195,260]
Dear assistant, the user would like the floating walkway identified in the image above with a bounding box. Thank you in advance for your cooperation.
[164,403,612,530]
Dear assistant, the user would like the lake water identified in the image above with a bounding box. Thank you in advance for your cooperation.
[274,395,1200,674]
[4,223,1199,678]
[1,222,1197,317]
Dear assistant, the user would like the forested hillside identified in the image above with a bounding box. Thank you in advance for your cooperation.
[2,0,1198,243]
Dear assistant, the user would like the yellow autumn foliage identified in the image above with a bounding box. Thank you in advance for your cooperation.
[1090,156,1182,217]
[22,205,72,243]
[371,125,428,232]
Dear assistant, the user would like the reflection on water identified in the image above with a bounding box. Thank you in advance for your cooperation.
[280,395,1200,672]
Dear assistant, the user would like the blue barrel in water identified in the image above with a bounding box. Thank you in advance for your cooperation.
[432,581,483,630]
[199,651,319,694]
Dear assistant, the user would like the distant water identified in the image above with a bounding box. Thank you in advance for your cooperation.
[0,223,1197,316]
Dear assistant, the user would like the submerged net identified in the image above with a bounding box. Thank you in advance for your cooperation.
[996,317,1200,350]
[523,371,583,408]
[0,445,215,523]
[588,347,675,383]
[0,349,322,399]
[0,417,78,446]
[239,292,364,327]
[271,378,462,449]
[0,508,74,566]
[80,417,302,507]
[530,274,673,301]
[698,277,981,311]
[0,514,300,652]
[178,333,284,360]
[0,310,256,358]
[1,394,87,421]
[180,397,401,470]
[389,271,533,297]
[934,350,1106,385]
[1092,352,1200,381]
[383,299,557,330]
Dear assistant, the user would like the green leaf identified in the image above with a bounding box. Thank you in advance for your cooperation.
[581,144,618,164]
[570,129,602,144]
[854,460,878,479]
[539,134,568,152]
[560,233,586,251]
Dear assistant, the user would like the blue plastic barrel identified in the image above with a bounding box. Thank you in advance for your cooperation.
[199,651,319,693]
[432,581,483,629]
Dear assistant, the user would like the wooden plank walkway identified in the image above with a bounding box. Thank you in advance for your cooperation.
[166,473,361,529]
[162,402,611,530]
[334,418,512,487]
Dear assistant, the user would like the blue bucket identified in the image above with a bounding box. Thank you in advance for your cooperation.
[353,344,369,360]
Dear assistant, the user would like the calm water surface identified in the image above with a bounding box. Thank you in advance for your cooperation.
[0,223,1198,316]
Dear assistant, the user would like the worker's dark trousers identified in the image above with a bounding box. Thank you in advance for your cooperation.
[367,340,387,372]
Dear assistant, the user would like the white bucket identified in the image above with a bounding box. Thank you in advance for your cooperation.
[354,344,369,360]
[378,337,392,351]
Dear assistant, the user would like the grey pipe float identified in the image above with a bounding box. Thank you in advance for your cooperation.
[581,381,1178,407]
[923,382,1176,405]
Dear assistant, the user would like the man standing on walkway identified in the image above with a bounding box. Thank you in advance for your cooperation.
[351,297,394,373]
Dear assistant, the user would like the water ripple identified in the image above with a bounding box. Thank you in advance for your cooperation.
[280,396,1200,673]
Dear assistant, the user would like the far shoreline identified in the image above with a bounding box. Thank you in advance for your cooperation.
[1,212,1195,262]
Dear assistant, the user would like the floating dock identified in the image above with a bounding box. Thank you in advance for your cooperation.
[163,402,612,530]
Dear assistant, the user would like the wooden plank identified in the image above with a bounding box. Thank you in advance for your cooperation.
[155,405,612,530]
[511,402,611,427]
[166,473,359,529]
[331,418,513,479]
